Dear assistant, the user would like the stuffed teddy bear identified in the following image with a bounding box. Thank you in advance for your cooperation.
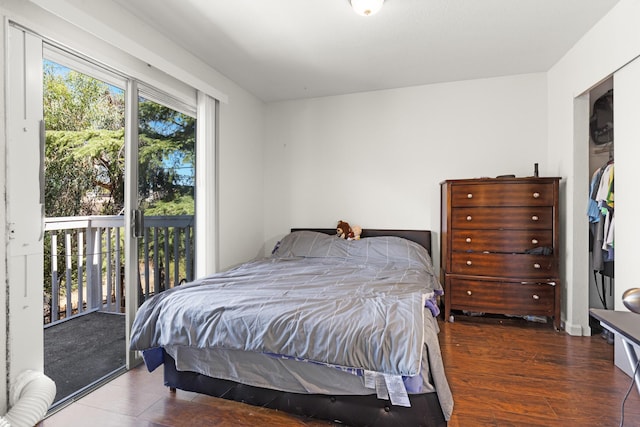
[350,225,362,240]
[336,220,352,239]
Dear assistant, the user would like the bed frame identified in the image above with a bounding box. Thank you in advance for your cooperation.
[163,228,447,427]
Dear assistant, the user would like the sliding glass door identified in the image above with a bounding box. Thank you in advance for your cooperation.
[7,21,211,412]
[37,44,198,405]
[136,93,196,303]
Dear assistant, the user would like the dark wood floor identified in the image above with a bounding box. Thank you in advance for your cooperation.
[39,315,640,427]
[441,315,640,426]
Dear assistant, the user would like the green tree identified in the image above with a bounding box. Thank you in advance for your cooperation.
[43,62,196,216]
[138,99,195,214]
[44,62,124,132]
[45,129,125,216]
[44,62,126,216]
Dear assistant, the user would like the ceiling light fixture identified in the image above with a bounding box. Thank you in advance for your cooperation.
[350,0,384,16]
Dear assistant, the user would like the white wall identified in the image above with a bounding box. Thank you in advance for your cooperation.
[547,0,640,336]
[264,73,548,267]
[217,90,265,268]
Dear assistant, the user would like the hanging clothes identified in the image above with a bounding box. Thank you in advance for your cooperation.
[588,167,604,223]
[588,161,614,273]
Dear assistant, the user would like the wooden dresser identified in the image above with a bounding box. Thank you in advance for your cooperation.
[440,177,561,330]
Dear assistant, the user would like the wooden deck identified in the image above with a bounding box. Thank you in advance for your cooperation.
[39,315,640,426]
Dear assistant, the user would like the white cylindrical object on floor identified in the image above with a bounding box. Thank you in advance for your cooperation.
[0,370,56,427]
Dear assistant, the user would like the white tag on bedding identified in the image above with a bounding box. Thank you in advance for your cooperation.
[364,370,376,389]
[375,374,389,400]
[383,374,411,408]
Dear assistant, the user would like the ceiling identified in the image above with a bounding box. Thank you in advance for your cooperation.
[112,0,620,103]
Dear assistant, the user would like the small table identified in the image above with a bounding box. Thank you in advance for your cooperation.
[590,308,640,394]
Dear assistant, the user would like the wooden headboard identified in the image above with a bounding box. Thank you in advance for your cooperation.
[290,228,432,256]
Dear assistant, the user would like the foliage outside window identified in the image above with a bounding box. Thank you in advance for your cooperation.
[43,61,195,217]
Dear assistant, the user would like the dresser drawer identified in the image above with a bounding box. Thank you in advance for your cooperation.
[451,182,555,207]
[448,278,556,316]
[451,207,553,230]
[451,252,557,278]
[451,229,554,253]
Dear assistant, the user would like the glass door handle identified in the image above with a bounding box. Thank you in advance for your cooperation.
[132,209,144,238]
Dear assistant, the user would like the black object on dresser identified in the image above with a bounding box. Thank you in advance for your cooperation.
[440,177,561,330]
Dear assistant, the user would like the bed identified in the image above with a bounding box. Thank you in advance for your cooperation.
[130,228,453,426]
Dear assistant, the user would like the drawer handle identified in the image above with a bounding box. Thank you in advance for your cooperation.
[531,239,538,245]
[466,260,473,266]
[466,215,472,221]
[533,192,540,199]
[533,263,541,269]
[532,294,540,300]
[531,215,539,221]
[467,290,472,296]
[467,193,473,199]
[465,237,472,243]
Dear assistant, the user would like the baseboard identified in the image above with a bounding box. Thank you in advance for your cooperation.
[564,320,589,336]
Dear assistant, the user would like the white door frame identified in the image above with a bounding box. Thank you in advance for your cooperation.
[124,79,140,368]
[5,24,45,397]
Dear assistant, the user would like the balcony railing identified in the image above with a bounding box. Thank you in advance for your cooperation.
[44,215,194,325]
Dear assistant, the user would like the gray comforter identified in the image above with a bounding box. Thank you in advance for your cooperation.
[130,231,443,377]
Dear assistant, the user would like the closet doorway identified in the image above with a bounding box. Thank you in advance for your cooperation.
[587,77,614,335]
